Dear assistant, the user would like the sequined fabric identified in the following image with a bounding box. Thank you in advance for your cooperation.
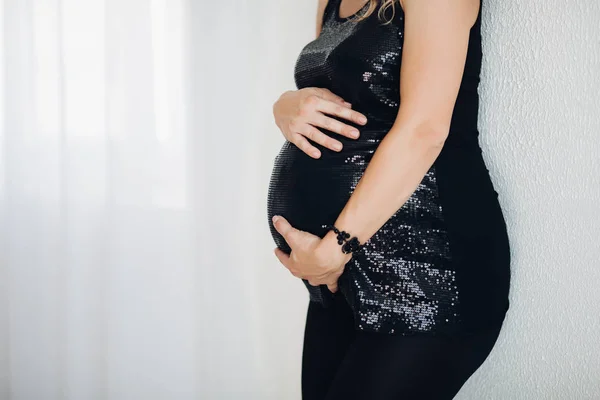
[267,0,511,335]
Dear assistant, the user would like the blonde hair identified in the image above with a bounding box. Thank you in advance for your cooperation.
[353,0,401,24]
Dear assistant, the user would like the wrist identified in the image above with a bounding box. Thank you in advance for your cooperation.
[317,230,352,266]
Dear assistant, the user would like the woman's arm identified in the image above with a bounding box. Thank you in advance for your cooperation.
[319,0,480,252]
[272,0,480,292]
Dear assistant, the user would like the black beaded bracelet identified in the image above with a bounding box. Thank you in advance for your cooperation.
[322,224,363,254]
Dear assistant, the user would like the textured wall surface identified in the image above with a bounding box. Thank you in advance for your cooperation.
[459,1,600,399]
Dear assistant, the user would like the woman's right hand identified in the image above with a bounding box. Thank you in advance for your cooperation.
[272,88,368,159]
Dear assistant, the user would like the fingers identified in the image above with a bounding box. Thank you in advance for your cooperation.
[274,248,302,278]
[304,279,339,292]
[308,280,338,293]
[290,134,321,159]
[299,94,366,140]
[274,248,340,291]
[315,88,352,108]
[327,282,338,293]
[296,125,343,153]
[274,247,291,269]
[286,90,368,157]
[313,113,361,140]
[272,215,301,249]
[273,249,302,279]
[317,100,368,129]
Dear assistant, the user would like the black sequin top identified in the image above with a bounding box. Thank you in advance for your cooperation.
[267,0,510,336]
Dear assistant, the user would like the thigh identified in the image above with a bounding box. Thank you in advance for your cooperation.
[324,323,505,400]
[302,292,357,400]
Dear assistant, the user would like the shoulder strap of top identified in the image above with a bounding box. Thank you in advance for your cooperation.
[322,0,341,25]
[471,0,483,35]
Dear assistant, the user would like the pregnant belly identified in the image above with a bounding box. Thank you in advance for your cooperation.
[266,140,374,253]
[266,135,505,255]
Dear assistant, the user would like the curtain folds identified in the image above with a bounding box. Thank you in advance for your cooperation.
[0,1,316,399]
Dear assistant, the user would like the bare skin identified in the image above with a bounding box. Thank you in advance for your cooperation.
[272,88,367,158]
[273,0,480,293]
[272,0,370,159]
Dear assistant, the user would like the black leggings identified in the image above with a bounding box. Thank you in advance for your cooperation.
[302,293,505,400]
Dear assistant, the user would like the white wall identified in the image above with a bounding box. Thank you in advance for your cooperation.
[468,1,600,399]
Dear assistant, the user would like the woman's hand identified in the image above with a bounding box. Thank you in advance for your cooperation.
[273,88,368,159]
[272,215,352,293]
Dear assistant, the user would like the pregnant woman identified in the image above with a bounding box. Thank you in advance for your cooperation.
[267,0,511,398]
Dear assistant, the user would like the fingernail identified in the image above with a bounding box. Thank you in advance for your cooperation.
[272,216,280,223]
[312,151,320,158]
[333,142,342,151]
[351,129,360,138]
[344,102,352,107]
[359,116,367,124]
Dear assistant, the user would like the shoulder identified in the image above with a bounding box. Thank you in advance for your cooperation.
[402,0,479,28]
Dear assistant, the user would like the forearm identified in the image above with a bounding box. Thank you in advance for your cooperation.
[321,121,446,249]
[314,0,478,258]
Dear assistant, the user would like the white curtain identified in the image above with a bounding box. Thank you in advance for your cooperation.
[0,1,316,399]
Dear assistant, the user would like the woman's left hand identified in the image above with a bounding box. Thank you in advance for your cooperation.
[272,215,352,293]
